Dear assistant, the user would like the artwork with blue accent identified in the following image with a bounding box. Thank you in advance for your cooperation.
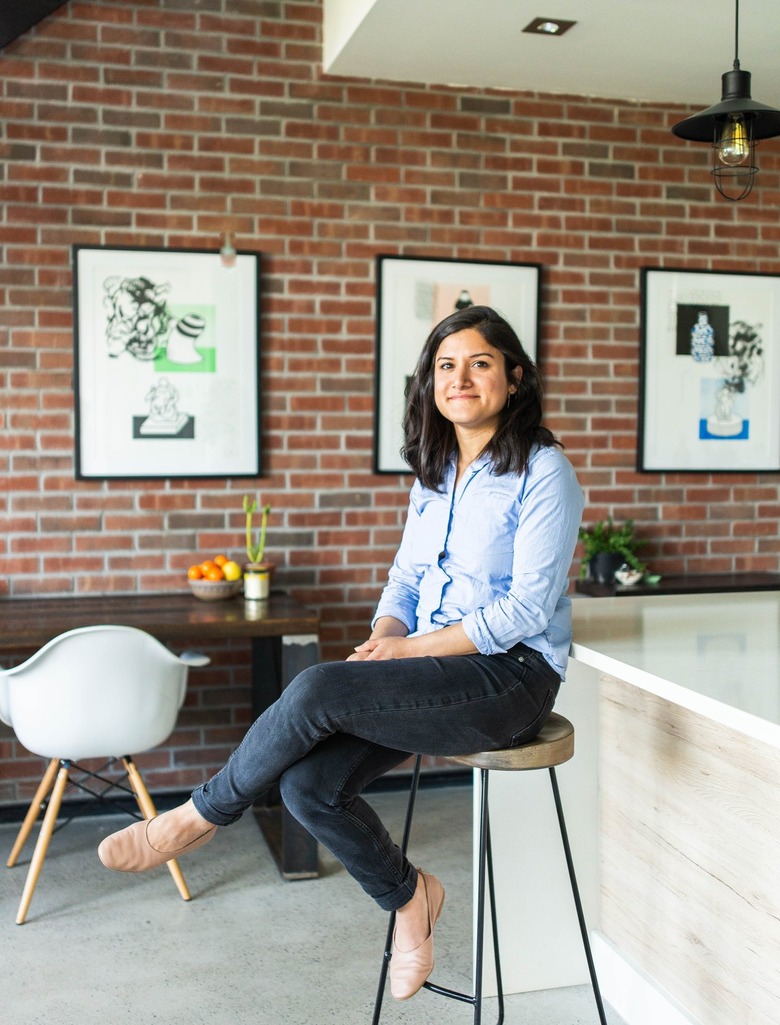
[639,268,780,473]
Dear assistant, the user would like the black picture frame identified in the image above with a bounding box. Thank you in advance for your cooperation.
[639,267,780,473]
[374,254,541,474]
[72,244,262,479]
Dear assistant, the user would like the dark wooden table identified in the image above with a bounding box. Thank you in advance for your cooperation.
[0,591,321,880]
[575,571,780,598]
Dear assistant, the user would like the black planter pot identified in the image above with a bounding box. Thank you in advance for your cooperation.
[589,552,624,584]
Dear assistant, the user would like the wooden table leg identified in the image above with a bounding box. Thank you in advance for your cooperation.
[250,632,320,879]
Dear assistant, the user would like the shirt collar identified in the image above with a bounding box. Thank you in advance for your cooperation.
[445,449,494,485]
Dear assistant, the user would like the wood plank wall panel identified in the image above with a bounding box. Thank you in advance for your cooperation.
[600,674,780,1025]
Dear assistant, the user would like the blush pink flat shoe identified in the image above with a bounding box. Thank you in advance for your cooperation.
[98,817,216,873]
[390,870,446,1001]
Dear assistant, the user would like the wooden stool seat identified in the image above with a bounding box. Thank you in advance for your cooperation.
[448,712,574,771]
[372,711,607,1025]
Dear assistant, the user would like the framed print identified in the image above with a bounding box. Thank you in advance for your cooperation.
[374,255,541,473]
[639,267,780,473]
[73,245,262,479]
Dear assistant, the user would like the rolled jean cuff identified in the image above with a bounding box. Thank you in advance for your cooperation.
[191,782,244,826]
[374,862,418,913]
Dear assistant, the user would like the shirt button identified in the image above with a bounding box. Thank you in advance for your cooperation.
[438,551,445,561]
[517,655,525,663]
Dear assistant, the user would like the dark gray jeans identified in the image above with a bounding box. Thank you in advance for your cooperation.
[192,642,560,911]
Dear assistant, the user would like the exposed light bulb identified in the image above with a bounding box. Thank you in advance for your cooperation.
[717,114,750,166]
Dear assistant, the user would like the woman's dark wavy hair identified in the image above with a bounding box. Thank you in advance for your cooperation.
[402,305,559,490]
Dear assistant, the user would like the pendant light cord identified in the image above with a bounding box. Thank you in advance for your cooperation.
[733,0,740,69]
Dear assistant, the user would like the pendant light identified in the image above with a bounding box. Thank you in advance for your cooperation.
[672,0,780,201]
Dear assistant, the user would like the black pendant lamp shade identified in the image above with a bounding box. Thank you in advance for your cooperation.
[671,1,780,201]
[673,67,780,143]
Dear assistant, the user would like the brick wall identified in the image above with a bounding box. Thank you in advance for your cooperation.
[2,0,780,803]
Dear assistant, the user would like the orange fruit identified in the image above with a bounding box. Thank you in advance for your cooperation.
[204,565,225,581]
[200,560,218,575]
[213,554,228,567]
[187,565,203,580]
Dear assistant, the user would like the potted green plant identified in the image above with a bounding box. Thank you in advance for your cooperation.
[578,517,647,583]
[243,495,272,600]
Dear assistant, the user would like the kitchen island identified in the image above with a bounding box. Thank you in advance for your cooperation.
[569,591,780,1025]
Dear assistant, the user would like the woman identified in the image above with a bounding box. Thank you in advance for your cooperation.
[99,305,584,1001]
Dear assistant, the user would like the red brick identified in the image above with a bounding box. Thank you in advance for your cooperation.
[1,1,780,794]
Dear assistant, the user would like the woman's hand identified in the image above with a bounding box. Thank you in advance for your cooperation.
[348,636,419,661]
[346,615,410,660]
[346,622,477,661]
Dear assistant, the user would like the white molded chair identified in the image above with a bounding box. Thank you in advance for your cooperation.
[0,624,210,924]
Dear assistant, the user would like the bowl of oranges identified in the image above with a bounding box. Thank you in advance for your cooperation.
[188,555,243,602]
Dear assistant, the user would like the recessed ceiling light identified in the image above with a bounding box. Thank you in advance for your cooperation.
[522,17,577,36]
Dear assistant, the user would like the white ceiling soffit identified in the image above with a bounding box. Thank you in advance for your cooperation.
[322,0,780,108]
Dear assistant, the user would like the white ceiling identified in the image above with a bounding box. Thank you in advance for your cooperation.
[323,0,780,109]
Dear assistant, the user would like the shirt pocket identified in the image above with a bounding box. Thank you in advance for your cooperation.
[458,486,518,559]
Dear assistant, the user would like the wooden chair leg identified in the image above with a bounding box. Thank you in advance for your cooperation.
[16,762,69,925]
[7,758,60,868]
[122,756,191,901]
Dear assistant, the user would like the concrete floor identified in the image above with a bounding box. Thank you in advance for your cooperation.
[0,785,623,1025]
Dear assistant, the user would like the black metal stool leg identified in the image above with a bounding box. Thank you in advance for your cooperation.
[484,816,505,1025]
[472,768,490,1025]
[371,755,423,1025]
[372,763,505,1025]
[420,768,503,1025]
[472,769,506,1025]
[376,761,604,1025]
[549,766,609,1025]
[473,771,504,1025]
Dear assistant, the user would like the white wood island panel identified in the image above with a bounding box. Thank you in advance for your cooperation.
[571,591,780,1025]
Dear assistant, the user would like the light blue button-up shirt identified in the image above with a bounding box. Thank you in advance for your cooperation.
[372,444,584,679]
